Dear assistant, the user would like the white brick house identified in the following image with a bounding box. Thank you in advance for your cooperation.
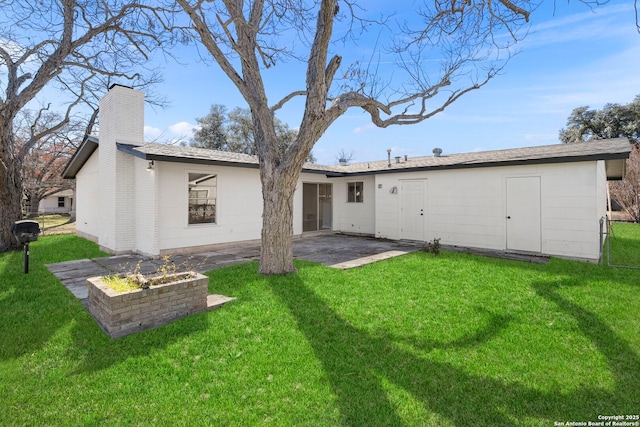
[63,85,631,261]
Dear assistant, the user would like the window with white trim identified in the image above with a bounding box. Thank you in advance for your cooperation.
[188,173,217,224]
[347,181,363,203]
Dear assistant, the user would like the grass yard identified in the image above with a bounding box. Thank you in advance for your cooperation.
[1,233,639,426]
[607,221,640,268]
[22,214,76,235]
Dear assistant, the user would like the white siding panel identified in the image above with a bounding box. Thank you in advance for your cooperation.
[596,160,607,221]
[75,150,100,241]
[374,175,403,239]
[157,163,263,252]
[540,162,601,260]
[333,175,376,235]
[371,161,604,261]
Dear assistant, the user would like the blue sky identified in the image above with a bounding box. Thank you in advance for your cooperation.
[142,1,640,165]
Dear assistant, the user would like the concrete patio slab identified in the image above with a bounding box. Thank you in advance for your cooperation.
[46,233,421,300]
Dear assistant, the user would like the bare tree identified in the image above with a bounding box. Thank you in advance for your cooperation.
[336,149,355,165]
[17,109,85,216]
[170,0,537,274]
[610,144,640,222]
[0,0,167,251]
[171,0,537,274]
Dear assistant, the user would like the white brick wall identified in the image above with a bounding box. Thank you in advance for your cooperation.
[134,156,159,256]
[98,85,145,254]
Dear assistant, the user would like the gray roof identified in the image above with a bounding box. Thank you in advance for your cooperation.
[132,143,260,166]
[64,137,631,179]
[334,137,632,175]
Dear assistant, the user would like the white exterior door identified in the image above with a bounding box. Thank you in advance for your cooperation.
[401,180,426,240]
[506,176,541,252]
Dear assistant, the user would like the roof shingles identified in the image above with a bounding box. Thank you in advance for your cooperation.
[64,137,631,179]
[126,138,632,176]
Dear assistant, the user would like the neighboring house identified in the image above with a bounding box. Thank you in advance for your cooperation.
[63,85,631,262]
[38,189,74,215]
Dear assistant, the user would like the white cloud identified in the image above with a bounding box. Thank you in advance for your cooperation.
[168,121,196,138]
[144,125,163,141]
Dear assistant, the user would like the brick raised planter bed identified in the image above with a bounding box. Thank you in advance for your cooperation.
[87,272,209,338]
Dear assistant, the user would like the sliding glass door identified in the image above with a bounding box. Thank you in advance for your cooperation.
[302,183,332,232]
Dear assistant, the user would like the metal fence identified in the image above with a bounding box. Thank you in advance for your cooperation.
[601,216,640,269]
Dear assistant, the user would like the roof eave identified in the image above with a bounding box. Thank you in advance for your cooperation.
[336,151,632,176]
[117,143,263,170]
[62,135,99,179]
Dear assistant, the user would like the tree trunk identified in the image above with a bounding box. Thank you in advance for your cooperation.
[28,192,42,217]
[258,158,300,274]
[0,131,24,251]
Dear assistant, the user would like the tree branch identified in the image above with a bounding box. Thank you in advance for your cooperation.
[270,91,307,112]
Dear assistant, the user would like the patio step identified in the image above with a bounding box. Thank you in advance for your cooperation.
[329,250,409,269]
[207,294,236,309]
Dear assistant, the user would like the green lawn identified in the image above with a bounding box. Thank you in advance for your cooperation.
[607,221,640,268]
[24,214,71,228]
[1,234,639,426]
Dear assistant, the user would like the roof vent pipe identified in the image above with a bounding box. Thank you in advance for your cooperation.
[433,148,443,157]
[404,155,408,161]
[395,156,401,164]
[387,149,391,167]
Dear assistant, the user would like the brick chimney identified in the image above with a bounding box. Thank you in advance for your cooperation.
[98,85,144,253]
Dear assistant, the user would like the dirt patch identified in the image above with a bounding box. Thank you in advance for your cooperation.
[41,220,76,235]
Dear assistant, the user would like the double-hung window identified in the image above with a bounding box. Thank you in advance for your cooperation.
[347,181,363,203]
[188,173,217,224]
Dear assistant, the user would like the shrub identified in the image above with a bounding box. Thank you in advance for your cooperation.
[422,238,441,255]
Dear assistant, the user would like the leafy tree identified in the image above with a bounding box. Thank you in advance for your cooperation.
[0,0,165,251]
[560,96,640,144]
[560,96,640,222]
[172,0,535,274]
[192,105,314,161]
[191,105,229,150]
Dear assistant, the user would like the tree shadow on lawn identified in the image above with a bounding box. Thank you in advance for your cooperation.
[66,302,212,375]
[0,250,81,360]
[67,312,210,374]
[1,236,210,367]
[269,272,639,426]
[64,262,262,374]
